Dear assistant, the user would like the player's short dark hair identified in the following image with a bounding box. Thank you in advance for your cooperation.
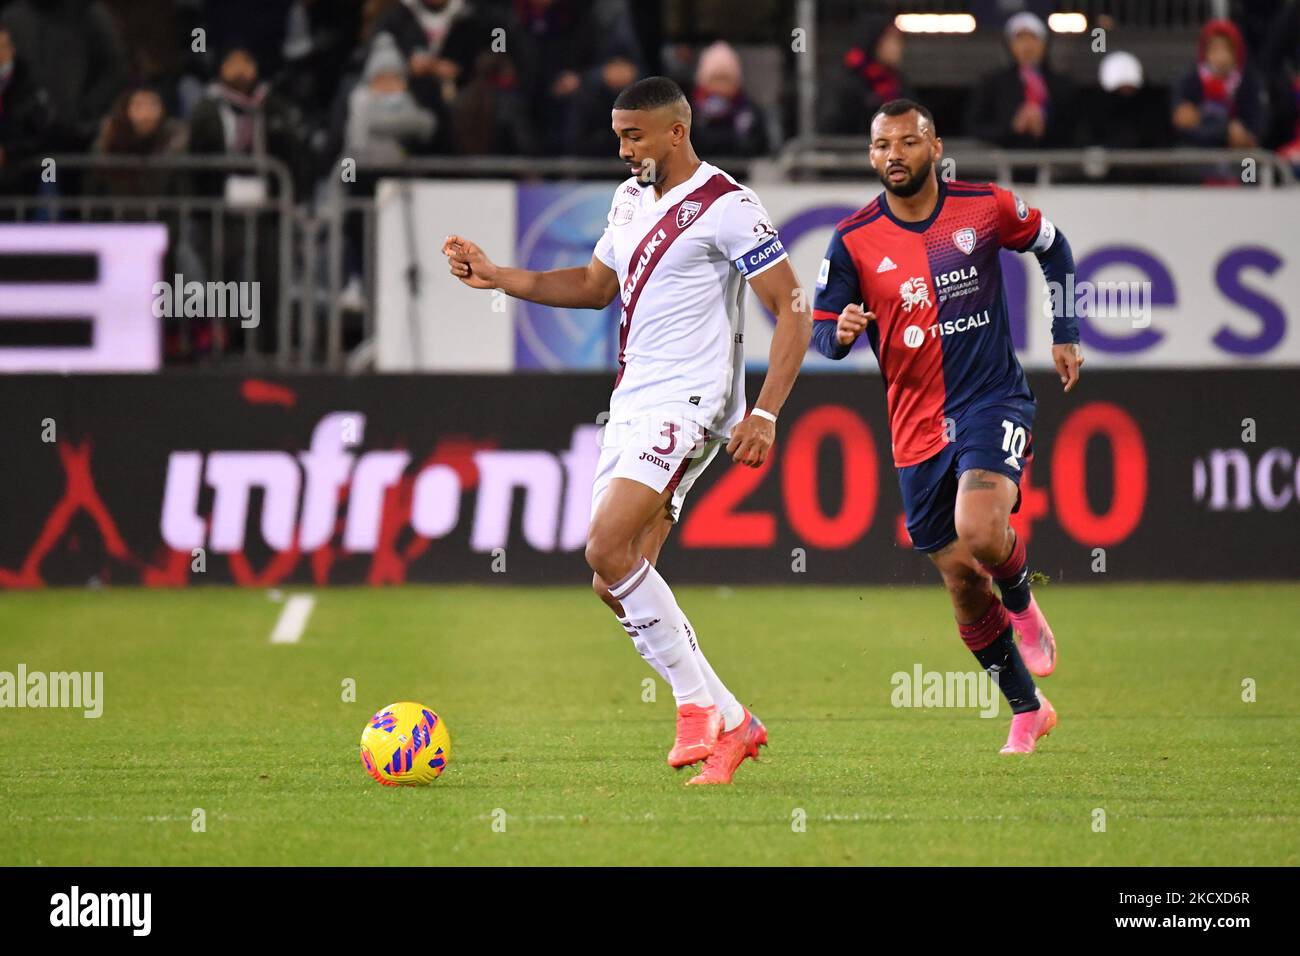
[613,76,687,113]
[872,98,936,133]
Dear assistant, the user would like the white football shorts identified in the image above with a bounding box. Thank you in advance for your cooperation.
[590,404,725,523]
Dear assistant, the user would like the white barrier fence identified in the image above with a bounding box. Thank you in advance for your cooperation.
[378,181,1300,372]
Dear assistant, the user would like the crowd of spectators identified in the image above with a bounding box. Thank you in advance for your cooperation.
[821,6,1300,174]
[2,0,1299,203]
[1,0,1293,364]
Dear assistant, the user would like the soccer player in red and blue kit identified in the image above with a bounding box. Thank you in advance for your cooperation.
[813,99,1085,754]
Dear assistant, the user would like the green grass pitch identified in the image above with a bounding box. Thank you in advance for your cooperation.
[2,583,1297,866]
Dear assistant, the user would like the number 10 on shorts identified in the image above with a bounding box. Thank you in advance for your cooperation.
[1000,419,1027,471]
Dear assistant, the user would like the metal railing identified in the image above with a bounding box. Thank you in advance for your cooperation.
[0,154,298,366]
[317,155,759,371]
[830,0,1224,29]
[1,145,1291,372]
[765,138,1298,187]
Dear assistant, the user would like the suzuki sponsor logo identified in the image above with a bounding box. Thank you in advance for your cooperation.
[621,227,667,307]
[899,276,932,312]
[1193,448,1300,511]
[160,413,601,554]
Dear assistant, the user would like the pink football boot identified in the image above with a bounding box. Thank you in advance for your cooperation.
[1000,691,1057,754]
[1010,596,1057,677]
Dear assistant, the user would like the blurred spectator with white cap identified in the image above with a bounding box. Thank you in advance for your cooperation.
[344,32,437,164]
[1080,51,1172,151]
[966,11,1076,148]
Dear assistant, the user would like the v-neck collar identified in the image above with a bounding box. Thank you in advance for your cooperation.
[878,179,947,233]
[646,161,711,209]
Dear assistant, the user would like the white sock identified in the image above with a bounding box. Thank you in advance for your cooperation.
[616,614,672,686]
[679,610,744,731]
[608,558,712,707]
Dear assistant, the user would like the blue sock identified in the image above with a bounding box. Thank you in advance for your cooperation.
[972,626,1039,715]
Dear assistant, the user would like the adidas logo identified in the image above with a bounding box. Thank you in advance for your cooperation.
[877,256,897,273]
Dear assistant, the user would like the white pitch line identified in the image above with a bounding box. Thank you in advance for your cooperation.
[270,594,316,644]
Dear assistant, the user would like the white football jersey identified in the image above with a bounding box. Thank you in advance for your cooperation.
[593,160,787,438]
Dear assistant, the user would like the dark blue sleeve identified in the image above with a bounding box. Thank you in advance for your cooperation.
[812,319,851,359]
[811,229,860,360]
[1036,228,1079,345]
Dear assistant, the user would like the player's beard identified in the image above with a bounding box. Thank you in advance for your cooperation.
[879,158,933,198]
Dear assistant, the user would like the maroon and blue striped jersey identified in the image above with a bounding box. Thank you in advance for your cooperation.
[813,180,1059,467]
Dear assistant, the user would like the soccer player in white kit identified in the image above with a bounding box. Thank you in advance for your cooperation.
[442,77,812,784]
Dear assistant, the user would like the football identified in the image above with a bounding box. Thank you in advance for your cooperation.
[359,702,452,787]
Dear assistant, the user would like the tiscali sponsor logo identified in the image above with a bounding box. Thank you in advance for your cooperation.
[928,309,992,339]
[901,310,992,347]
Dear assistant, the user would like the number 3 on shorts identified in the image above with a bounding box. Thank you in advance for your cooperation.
[652,421,678,455]
[1000,419,1027,471]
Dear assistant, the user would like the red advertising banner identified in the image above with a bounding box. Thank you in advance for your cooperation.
[1,371,1296,586]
